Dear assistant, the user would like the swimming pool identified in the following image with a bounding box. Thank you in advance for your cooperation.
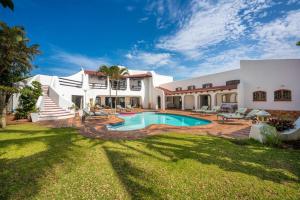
[106,112,211,131]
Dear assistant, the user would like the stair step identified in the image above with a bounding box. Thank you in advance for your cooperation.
[40,112,72,117]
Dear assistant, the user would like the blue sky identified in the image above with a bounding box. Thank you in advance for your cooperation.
[1,0,300,79]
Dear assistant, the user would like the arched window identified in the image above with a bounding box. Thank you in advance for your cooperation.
[253,91,266,101]
[274,89,292,101]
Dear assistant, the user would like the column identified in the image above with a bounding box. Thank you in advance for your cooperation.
[194,94,198,110]
[211,93,216,107]
[181,95,185,110]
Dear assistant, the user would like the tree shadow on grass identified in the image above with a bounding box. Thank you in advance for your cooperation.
[142,134,300,183]
[0,127,93,200]
[104,133,300,199]
[103,145,162,200]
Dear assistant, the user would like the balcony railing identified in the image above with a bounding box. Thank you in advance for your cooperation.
[130,85,142,91]
[111,80,127,90]
[59,77,82,88]
[89,82,107,89]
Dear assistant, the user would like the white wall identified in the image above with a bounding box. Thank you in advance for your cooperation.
[240,59,300,111]
[159,69,240,90]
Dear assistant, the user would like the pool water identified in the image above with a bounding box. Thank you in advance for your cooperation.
[106,112,211,131]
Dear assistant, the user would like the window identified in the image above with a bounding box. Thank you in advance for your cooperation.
[253,91,266,101]
[221,93,237,103]
[274,89,291,101]
[175,87,182,91]
[226,80,240,86]
[202,83,213,88]
[187,85,196,90]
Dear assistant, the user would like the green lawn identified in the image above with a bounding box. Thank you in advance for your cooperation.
[0,124,299,200]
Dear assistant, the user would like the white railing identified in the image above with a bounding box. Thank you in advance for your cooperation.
[48,85,74,112]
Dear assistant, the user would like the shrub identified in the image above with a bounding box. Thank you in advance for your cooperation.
[15,81,42,119]
[268,118,294,132]
[260,124,281,146]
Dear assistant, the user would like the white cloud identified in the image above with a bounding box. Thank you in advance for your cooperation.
[126,6,135,12]
[53,50,109,69]
[253,10,300,59]
[156,0,273,58]
[138,17,149,23]
[126,51,172,67]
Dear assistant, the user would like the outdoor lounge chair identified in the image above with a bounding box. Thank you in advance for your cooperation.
[83,108,109,118]
[126,104,133,111]
[279,117,300,141]
[116,105,125,112]
[244,109,260,120]
[217,108,248,122]
[192,106,208,113]
[202,106,221,114]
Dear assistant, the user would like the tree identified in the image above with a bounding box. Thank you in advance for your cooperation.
[98,65,114,109]
[0,22,40,128]
[110,66,128,113]
[0,0,14,10]
[297,41,300,46]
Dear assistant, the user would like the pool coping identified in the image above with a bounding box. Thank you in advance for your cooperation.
[106,111,213,132]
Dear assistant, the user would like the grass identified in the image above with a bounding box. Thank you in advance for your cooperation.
[0,124,299,200]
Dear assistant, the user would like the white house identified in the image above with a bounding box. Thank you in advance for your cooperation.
[9,59,300,121]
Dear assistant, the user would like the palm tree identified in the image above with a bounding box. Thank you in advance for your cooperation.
[0,0,14,10]
[297,41,300,46]
[110,66,128,113]
[98,65,113,109]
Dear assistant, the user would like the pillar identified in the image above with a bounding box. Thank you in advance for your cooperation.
[194,94,198,110]
[181,95,185,110]
[211,93,216,107]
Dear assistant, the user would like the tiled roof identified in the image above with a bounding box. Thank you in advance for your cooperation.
[84,70,152,78]
[157,84,238,95]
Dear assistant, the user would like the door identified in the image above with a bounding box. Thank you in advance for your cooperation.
[71,95,83,109]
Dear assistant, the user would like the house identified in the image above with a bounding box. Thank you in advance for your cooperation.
[9,59,300,121]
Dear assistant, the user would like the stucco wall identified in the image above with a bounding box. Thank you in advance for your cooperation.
[240,59,300,111]
[159,69,240,90]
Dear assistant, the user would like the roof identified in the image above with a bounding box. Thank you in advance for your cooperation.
[157,84,238,95]
[84,70,152,78]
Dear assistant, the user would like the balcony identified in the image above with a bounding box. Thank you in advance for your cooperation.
[111,79,127,90]
[89,82,107,89]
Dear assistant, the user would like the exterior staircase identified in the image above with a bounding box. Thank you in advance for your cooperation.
[37,85,74,121]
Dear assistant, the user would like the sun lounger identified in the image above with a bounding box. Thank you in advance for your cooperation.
[116,105,125,112]
[126,104,133,111]
[83,108,109,118]
[217,108,248,122]
[192,106,208,113]
[203,106,221,114]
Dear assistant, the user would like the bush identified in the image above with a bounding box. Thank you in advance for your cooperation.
[15,81,42,119]
[260,124,281,146]
[268,118,294,132]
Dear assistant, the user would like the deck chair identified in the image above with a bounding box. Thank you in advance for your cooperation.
[217,108,248,122]
[126,104,133,111]
[116,105,125,112]
[192,106,208,113]
[244,109,260,120]
[203,106,221,114]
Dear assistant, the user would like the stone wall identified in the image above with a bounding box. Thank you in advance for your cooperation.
[266,110,300,120]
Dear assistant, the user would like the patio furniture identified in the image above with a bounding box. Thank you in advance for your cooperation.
[192,106,208,113]
[202,106,221,114]
[126,104,133,111]
[245,109,260,120]
[279,117,300,141]
[116,105,125,112]
[217,108,248,122]
[83,108,109,118]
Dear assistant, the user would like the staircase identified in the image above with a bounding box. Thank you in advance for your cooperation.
[37,85,74,121]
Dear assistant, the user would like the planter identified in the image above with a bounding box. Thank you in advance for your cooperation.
[30,112,39,122]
